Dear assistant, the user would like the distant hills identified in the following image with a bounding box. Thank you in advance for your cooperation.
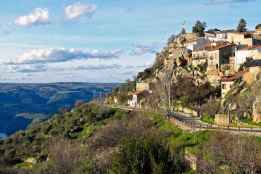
[0,82,118,136]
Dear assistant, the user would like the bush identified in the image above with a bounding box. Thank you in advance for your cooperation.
[200,99,220,117]
[197,133,261,174]
[110,137,187,174]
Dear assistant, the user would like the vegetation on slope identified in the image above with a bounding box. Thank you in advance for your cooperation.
[0,104,261,174]
[0,103,260,174]
[0,103,191,173]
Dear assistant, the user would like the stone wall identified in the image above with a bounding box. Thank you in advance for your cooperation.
[215,114,230,126]
[136,82,150,92]
[175,106,198,117]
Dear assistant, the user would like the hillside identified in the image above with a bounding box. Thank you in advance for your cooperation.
[0,103,190,173]
[108,31,261,126]
[0,83,117,136]
[0,103,260,174]
[0,26,261,173]
[108,36,220,116]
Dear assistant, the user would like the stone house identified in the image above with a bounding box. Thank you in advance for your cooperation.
[215,114,231,126]
[234,46,261,70]
[128,92,139,108]
[207,42,235,69]
[221,72,243,98]
[128,82,153,108]
[221,77,236,99]
[192,42,235,69]
[205,31,227,42]
[128,90,151,108]
[184,37,210,51]
[136,82,151,92]
[192,49,208,66]
[227,32,254,46]
[205,32,216,39]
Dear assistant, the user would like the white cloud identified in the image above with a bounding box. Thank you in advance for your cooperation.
[65,3,96,20]
[15,8,49,27]
[131,44,160,56]
[9,48,121,64]
[10,64,47,73]
[74,64,121,70]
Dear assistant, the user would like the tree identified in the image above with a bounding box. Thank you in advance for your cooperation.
[256,24,261,30]
[237,18,247,32]
[197,133,261,174]
[192,21,207,37]
[110,137,186,174]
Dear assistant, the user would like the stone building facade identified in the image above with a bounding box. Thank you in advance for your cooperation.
[192,42,235,69]
[221,72,243,98]
[227,32,254,46]
[234,46,261,70]
[136,82,151,92]
[215,114,231,126]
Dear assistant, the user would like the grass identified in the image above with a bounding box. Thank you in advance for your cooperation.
[143,111,210,154]
[240,118,261,127]
[201,115,214,124]
[79,124,97,139]
[15,162,34,169]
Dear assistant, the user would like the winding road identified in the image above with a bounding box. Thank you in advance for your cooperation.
[108,105,261,137]
[170,111,261,136]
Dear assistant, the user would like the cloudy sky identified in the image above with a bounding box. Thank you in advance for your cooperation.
[0,0,260,83]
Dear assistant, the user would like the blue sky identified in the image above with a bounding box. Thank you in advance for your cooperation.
[0,0,260,83]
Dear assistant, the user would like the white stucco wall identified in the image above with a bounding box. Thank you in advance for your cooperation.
[235,50,252,70]
[185,38,210,51]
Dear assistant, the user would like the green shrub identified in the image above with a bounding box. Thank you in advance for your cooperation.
[110,137,187,174]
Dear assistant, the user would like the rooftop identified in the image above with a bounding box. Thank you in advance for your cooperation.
[246,59,261,67]
[195,41,234,51]
[237,45,261,51]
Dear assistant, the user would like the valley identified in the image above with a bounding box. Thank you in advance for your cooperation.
[0,83,117,136]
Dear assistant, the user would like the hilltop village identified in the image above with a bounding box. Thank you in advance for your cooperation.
[108,20,261,125]
[1,20,261,174]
